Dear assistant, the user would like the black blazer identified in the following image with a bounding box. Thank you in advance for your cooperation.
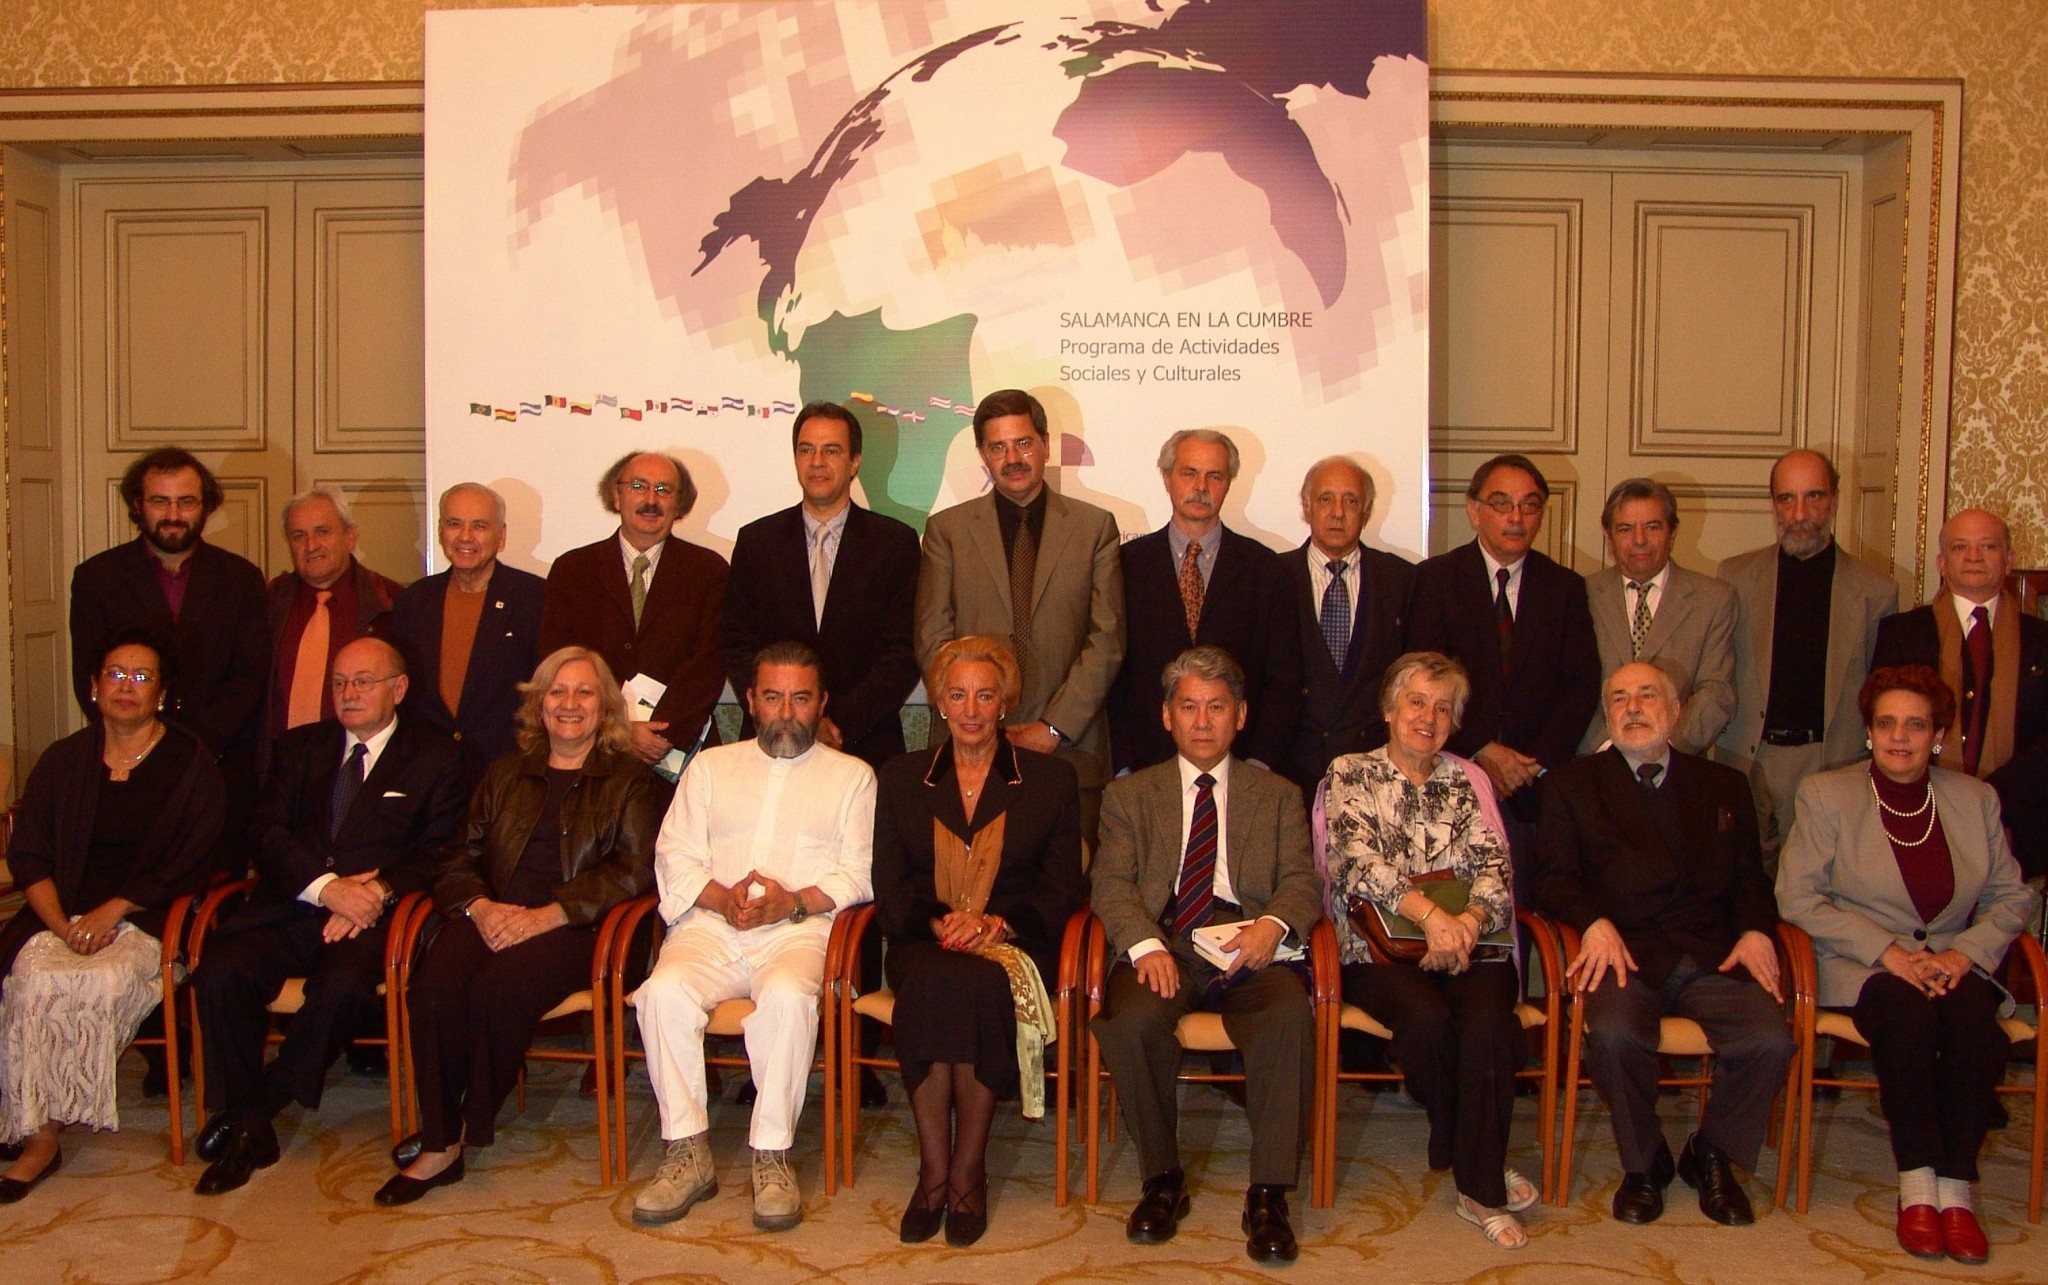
[872,739,1085,985]
[68,538,269,758]
[1109,526,1302,774]
[390,562,547,771]
[233,715,469,930]
[1534,748,1776,986]
[721,503,921,768]
[1406,541,1600,771]
[1872,602,2048,879]
[1280,542,1416,793]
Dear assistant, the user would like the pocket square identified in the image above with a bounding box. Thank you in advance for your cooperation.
[382,790,408,798]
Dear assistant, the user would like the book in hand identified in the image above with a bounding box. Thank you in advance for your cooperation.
[1352,869,1513,963]
[1191,919,1306,972]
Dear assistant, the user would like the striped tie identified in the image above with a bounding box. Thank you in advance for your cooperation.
[1169,773,1218,938]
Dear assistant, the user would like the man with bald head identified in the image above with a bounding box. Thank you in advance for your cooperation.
[1873,508,2048,878]
[1718,449,1897,868]
[190,637,468,1194]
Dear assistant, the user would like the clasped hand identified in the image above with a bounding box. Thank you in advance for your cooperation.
[1881,943,1972,997]
[933,909,1008,951]
[468,898,567,952]
[708,873,798,931]
[319,869,386,943]
[1418,908,1482,974]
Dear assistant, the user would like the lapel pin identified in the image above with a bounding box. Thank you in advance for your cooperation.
[495,601,505,609]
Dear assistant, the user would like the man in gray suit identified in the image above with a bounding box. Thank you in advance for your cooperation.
[1089,646,1323,1264]
[1582,478,1737,754]
[1717,449,1897,866]
[916,388,1124,835]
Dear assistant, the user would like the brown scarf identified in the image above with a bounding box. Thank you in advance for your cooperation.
[1933,590,2020,778]
[933,814,1007,913]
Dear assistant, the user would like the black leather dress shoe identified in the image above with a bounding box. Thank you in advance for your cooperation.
[1125,1168,1190,1244]
[196,1112,237,1163]
[391,1131,425,1169]
[859,1068,889,1110]
[1677,1133,1753,1226]
[898,1182,946,1244]
[1613,1141,1676,1224]
[0,1140,21,1162]
[195,1127,280,1196]
[374,1155,466,1207]
[0,1147,60,1204]
[944,1180,988,1248]
[1243,1186,1299,1264]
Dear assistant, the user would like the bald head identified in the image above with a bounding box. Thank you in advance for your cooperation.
[1768,449,1838,559]
[1936,508,2013,604]
[332,637,408,737]
[1603,661,1681,760]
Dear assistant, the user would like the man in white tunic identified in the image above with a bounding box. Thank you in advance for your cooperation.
[631,641,875,1229]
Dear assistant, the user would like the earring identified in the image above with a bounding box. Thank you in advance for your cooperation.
[1932,743,1944,756]
[1864,738,1871,750]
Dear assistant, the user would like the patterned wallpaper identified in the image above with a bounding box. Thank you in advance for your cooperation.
[1,0,2042,557]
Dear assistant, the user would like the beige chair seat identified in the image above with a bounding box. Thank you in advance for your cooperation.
[1334,1001,1547,1042]
[620,988,753,1036]
[1814,1009,2036,1047]
[851,990,894,1024]
[1172,1012,1236,1052]
[269,977,384,1015]
[1658,1017,1712,1057]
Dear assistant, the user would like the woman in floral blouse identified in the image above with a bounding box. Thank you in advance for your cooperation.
[1324,651,1530,1249]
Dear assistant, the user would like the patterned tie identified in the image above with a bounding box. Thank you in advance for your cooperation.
[1169,773,1219,939]
[630,553,650,629]
[809,524,836,629]
[1636,760,1663,790]
[1178,539,1205,642]
[1319,557,1352,669]
[287,589,333,729]
[1009,515,1037,685]
[330,742,367,839]
[1494,567,1515,674]
[1627,579,1654,659]
[1963,604,1993,775]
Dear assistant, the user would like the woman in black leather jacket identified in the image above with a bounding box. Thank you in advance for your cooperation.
[375,645,662,1205]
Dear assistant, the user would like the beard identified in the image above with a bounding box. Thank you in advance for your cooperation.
[1776,520,1830,559]
[142,518,200,555]
[758,716,818,759]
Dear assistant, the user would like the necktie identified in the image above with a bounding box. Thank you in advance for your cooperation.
[809,524,836,628]
[287,589,333,729]
[1636,760,1663,790]
[1319,558,1352,669]
[1178,539,1205,642]
[1963,604,1992,775]
[1494,567,1515,672]
[1627,579,1655,658]
[630,553,650,629]
[1009,516,1037,685]
[330,742,367,839]
[1169,773,1218,939]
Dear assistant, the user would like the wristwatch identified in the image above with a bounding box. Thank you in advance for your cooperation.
[788,897,810,925]
[1042,720,1067,745]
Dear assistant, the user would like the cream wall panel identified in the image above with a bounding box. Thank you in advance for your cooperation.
[326,479,426,583]
[308,200,423,452]
[113,214,265,442]
[17,631,62,766]
[13,199,54,450]
[16,479,59,607]
[208,476,276,574]
[4,145,61,781]
[1431,207,1577,449]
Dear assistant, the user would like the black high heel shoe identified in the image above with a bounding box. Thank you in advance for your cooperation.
[899,1179,948,1244]
[944,1178,988,1248]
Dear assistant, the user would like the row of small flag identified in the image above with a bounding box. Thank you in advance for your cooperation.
[468,395,802,423]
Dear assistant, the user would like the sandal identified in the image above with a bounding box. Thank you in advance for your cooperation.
[1456,1194,1528,1250]
[1503,1167,1539,1213]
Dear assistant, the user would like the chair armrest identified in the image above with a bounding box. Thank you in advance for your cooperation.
[1554,919,1584,965]
[2011,931,2048,1019]
[1308,918,1343,1009]
[602,894,663,995]
[1518,909,1566,1025]
[1774,921,1816,1009]
[381,892,431,974]
[158,892,197,970]
[828,903,876,992]
[1055,907,1092,1001]
[185,876,259,967]
[1082,914,1109,1014]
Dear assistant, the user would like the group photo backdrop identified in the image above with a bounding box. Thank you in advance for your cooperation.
[424,0,1430,571]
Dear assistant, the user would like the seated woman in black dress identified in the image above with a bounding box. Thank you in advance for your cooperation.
[0,628,223,1201]
[872,636,1084,1246]
[374,645,663,1206]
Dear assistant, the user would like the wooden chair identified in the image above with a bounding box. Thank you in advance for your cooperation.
[825,902,1092,1202]
[1553,920,1800,1207]
[1778,921,2046,1221]
[1076,914,1339,1207]
[605,895,857,1189]
[1311,909,1567,1207]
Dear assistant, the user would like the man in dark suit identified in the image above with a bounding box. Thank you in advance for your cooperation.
[1110,430,1300,775]
[70,448,268,845]
[1536,661,1793,1228]
[190,638,467,1194]
[1280,455,1415,793]
[1090,646,1323,1264]
[541,451,729,773]
[264,488,406,763]
[1406,454,1600,865]
[722,402,920,769]
[389,482,545,774]
[1872,508,2048,879]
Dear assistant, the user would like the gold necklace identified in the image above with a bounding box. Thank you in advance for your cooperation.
[104,722,165,782]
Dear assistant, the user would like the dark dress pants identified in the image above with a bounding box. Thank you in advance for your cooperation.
[406,916,597,1150]
[1090,941,1313,1188]
[1851,970,2009,1180]
[192,911,390,1117]
[1581,955,1794,1174]
[1343,957,1523,1207]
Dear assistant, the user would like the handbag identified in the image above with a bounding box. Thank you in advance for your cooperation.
[1349,869,1513,963]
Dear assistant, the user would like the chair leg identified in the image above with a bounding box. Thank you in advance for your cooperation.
[840,1010,859,1191]
[1084,1034,1102,1205]
[186,989,207,1153]
[2029,1053,2045,1223]
[163,982,185,1167]
[822,984,838,1198]
[1796,1020,1818,1214]
[592,1007,612,1186]
[1558,1003,1585,1205]
[1054,987,1070,1207]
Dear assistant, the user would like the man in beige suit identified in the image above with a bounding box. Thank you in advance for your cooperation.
[915,388,1124,834]
[1717,449,1897,866]
[1089,647,1323,1264]
[1582,478,1738,754]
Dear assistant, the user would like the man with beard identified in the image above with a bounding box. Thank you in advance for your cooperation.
[1718,449,1897,868]
[629,642,875,1232]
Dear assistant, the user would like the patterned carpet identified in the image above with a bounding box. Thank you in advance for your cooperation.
[1,1041,2039,1284]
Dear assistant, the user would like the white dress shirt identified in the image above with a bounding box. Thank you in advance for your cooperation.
[619,529,666,581]
[1479,546,1524,616]
[1127,755,1289,962]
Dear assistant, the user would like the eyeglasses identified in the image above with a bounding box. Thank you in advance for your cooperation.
[618,479,677,497]
[979,436,1041,458]
[330,674,399,695]
[1479,495,1547,516]
[101,666,158,686]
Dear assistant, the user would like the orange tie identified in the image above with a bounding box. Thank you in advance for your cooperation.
[288,590,333,728]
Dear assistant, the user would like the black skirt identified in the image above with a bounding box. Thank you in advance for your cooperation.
[884,939,1026,1099]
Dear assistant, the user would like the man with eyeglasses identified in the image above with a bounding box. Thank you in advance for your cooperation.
[541,451,731,781]
[915,389,1125,839]
[188,638,467,1195]
[1407,453,1600,888]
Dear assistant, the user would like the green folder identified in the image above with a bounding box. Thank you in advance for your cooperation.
[1361,871,1514,958]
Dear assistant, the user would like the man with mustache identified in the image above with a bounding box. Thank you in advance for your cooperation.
[1718,449,1897,870]
[540,451,729,782]
[916,388,1125,840]
[629,642,875,1233]
[1109,430,1300,775]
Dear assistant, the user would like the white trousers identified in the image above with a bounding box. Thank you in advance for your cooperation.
[635,914,829,1150]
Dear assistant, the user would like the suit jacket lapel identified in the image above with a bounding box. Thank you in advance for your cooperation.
[1148,767,1186,916]
[1588,570,1626,659]
[601,534,638,628]
[1642,570,1694,656]
[1823,548,1857,721]
[968,499,1011,607]
[1032,493,1079,613]
[334,721,408,845]
[777,508,822,636]
[1223,760,1254,904]
[1749,552,1778,698]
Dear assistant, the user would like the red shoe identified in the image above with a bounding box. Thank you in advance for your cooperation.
[1939,1206,1989,1264]
[1895,1203,1943,1259]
